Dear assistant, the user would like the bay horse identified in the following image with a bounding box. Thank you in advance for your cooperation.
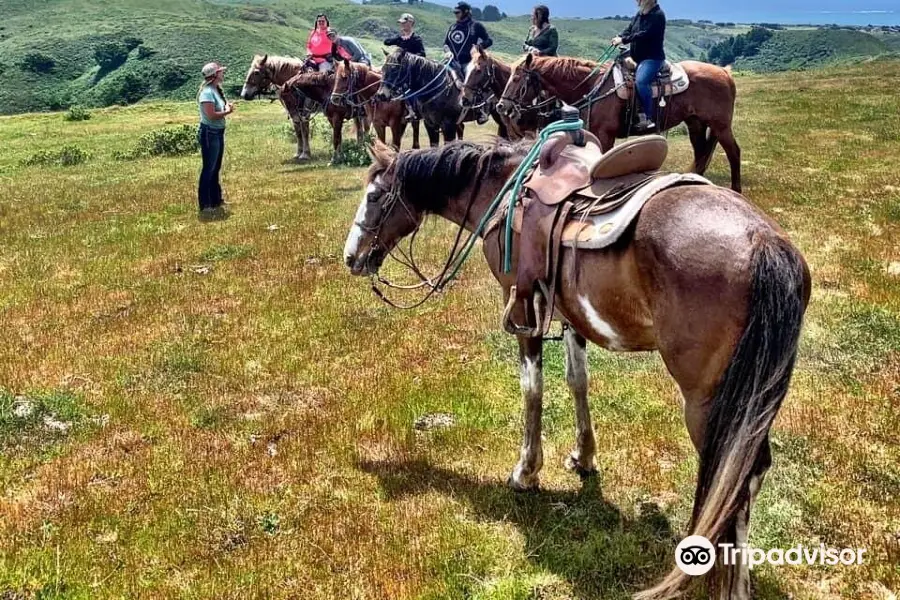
[331,60,421,151]
[460,47,544,140]
[281,71,372,165]
[497,54,743,192]
[240,54,320,161]
[343,140,810,600]
[374,48,508,146]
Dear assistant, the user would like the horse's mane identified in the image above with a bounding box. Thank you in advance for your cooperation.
[517,55,603,84]
[388,49,448,86]
[286,71,334,89]
[255,54,305,82]
[371,140,531,212]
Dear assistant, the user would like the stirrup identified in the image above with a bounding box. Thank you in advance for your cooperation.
[502,285,551,338]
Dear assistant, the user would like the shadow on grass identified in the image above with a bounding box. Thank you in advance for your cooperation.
[359,458,679,599]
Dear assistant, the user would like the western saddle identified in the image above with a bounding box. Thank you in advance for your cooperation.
[612,57,690,102]
[492,106,710,337]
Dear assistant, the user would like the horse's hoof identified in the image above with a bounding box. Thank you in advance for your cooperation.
[564,452,598,480]
[507,468,540,492]
[295,155,310,163]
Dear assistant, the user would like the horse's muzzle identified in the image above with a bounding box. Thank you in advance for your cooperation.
[496,99,512,116]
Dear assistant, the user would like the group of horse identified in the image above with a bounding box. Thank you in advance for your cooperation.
[243,46,810,600]
[240,46,742,192]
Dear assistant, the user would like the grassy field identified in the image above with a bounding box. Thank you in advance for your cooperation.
[0,59,899,600]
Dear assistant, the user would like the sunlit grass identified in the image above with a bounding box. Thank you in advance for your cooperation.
[1,61,899,599]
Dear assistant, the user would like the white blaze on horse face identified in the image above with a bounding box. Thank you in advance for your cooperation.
[343,177,382,266]
[577,295,623,351]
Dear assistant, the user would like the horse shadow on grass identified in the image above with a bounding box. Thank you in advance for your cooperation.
[358,458,680,599]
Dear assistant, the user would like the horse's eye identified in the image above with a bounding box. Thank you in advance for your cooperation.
[367,191,379,203]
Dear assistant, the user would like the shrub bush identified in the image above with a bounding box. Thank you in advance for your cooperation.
[99,71,150,105]
[154,61,189,91]
[64,105,91,122]
[22,145,89,167]
[94,41,129,71]
[137,45,157,60]
[336,134,375,167]
[116,124,198,160]
[123,36,144,51]
[20,52,56,74]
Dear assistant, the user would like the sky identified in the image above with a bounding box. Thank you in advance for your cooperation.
[431,0,900,24]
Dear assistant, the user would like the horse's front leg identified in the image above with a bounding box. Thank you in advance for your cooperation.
[509,335,544,491]
[291,115,310,161]
[330,116,343,164]
[299,119,312,161]
[562,324,597,477]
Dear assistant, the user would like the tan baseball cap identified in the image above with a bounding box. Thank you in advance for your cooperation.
[398,13,415,24]
[201,62,226,78]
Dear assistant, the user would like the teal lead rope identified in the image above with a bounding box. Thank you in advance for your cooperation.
[438,111,585,286]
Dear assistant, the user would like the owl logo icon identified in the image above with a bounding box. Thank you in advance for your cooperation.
[675,535,716,576]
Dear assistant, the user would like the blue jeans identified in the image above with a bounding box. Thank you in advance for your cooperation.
[635,59,665,119]
[198,124,224,210]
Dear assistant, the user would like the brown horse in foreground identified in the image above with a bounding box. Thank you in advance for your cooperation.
[343,140,810,599]
[240,54,319,161]
[331,60,421,150]
[281,71,371,164]
[497,54,743,191]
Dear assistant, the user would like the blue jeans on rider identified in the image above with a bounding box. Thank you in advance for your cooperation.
[635,59,665,120]
[198,124,224,211]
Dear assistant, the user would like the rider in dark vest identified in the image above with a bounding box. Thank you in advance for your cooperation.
[523,5,559,57]
[444,2,494,124]
[613,0,667,130]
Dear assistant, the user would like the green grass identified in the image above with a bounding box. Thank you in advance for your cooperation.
[737,29,894,71]
[0,60,899,599]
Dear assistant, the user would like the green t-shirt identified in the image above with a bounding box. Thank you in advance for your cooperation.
[198,85,226,129]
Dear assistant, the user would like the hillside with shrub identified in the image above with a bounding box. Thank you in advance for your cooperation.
[1,0,898,114]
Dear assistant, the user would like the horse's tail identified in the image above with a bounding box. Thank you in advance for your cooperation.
[635,235,808,600]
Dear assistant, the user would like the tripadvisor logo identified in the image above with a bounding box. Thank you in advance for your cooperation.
[675,535,867,575]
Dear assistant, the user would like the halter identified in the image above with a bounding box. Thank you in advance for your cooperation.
[499,66,559,120]
[331,64,382,108]
[461,58,497,110]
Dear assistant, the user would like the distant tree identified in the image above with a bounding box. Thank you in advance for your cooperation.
[137,45,157,60]
[20,51,56,73]
[482,5,503,21]
[94,41,129,71]
[471,6,482,19]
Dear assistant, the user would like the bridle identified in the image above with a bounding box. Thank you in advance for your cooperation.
[461,59,496,110]
[331,63,383,109]
[499,66,558,120]
[360,155,494,309]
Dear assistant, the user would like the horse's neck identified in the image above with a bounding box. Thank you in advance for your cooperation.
[411,57,448,87]
[491,60,512,95]
[544,63,601,102]
[435,158,522,233]
[357,66,381,100]
[295,78,330,102]
[268,58,304,85]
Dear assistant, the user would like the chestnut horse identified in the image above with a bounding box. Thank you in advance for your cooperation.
[460,47,544,140]
[240,54,319,161]
[497,54,743,192]
[331,60,421,151]
[343,140,810,599]
[281,71,372,164]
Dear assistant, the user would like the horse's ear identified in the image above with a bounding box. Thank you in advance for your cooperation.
[344,58,350,69]
[382,48,390,57]
[260,54,268,65]
[478,44,487,58]
[524,52,534,67]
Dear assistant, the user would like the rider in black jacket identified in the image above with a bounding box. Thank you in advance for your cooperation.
[384,13,426,57]
[613,0,667,130]
[444,1,493,123]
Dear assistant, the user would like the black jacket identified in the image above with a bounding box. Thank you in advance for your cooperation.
[621,6,666,63]
[444,18,493,66]
[384,33,426,57]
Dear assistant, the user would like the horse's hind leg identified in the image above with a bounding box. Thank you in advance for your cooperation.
[725,438,771,600]
[712,124,742,193]
[509,335,544,491]
[425,123,440,147]
[300,119,312,161]
[412,119,421,149]
[563,325,597,477]
[686,117,718,176]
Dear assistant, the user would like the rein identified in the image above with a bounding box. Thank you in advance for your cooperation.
[368,110,586,309]
[382,55,453,105]
[332,64,383,108]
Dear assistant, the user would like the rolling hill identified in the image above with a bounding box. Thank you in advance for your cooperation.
[0,0,897,115]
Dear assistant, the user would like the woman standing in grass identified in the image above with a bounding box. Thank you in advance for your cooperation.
[197,61,233,221]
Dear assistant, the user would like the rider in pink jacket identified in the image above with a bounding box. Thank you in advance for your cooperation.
[306,14,333,72]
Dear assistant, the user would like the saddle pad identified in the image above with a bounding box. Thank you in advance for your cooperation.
[613,63,690,100]
[509,173,712,250]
